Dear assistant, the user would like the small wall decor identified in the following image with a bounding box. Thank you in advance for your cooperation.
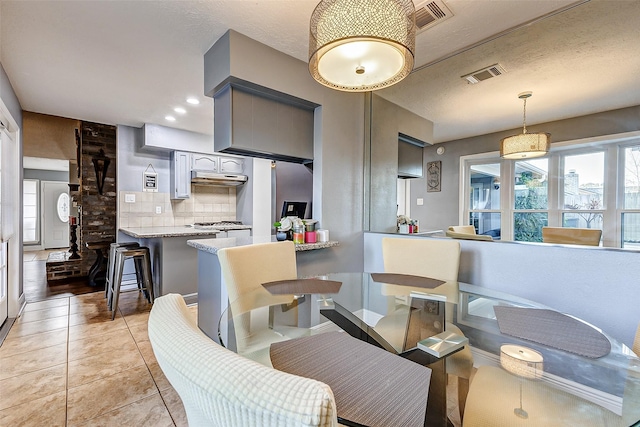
[143,164,158,192]
[91,148,111,195]
[427,160,441,192]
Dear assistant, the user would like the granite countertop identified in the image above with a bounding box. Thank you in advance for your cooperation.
[119,226,222,239]
[187,235,340,254]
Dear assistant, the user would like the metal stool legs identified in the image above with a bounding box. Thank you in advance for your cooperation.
[106,242,140,305]
[110,246,154,320]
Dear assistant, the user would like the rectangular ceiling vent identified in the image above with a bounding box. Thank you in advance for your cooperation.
[461,64,507,84]
[414,0,453,32]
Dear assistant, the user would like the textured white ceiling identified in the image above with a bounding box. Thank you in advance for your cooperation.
[380,0,640,142]
[1,0,638,143]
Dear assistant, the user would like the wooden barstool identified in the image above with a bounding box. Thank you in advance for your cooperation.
[110,246,154,320]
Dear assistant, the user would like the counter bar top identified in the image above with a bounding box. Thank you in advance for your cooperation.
[119,226,222,239]
[187,236,340,254]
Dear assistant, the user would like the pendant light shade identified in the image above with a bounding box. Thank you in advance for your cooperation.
[309,0,416,92]
[500,344,544,419]
[500,92,550,159]
[500,345,544,379]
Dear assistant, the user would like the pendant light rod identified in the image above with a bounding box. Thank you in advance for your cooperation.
[518,91,532,134]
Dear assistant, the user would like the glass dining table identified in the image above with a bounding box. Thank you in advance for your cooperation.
[217,272,640,427]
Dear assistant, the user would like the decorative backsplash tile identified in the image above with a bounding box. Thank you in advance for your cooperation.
[118,187,236,228]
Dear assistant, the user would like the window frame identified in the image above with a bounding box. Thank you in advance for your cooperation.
[558,148,607,245]
[22,178,40,245]
[618,141,640,248]
[459,131,640,246]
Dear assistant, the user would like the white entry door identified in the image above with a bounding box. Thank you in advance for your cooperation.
[42,181,70,249]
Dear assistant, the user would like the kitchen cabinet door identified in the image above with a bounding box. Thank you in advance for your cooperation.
[219,156,244,174]
[192,154,218,172]
[171,151,191,199]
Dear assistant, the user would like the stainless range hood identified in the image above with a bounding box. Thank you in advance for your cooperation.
[191,171,248,186]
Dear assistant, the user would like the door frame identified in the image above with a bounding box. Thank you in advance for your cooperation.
[0,96,25,322]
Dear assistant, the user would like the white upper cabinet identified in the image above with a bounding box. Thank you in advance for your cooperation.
[191,154,219,172]
[171,151,191,199]
[219,156,244,174]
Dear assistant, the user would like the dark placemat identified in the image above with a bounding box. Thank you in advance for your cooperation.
[270,331,431,427]
[494,306,611,359]
[370,273,446,289]
[262,278,342,295]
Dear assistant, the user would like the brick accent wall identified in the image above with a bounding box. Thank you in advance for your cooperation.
[79,121,117,276]
[45,252,84,281]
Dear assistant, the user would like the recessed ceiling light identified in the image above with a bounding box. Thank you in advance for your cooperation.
[186,97,200,105]
[165,115,176,122]
[174,107,186,114]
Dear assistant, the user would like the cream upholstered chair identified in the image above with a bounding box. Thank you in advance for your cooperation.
[448,225,477,235]
[542,226,602,246]
[463,366,632,426]
[446,230,493,241]
[148,294,338,427]
[217,241,297,305]
[217,241,303,364]
[382,237,461,281]
[380,237,474,420]
[446,225,493,241]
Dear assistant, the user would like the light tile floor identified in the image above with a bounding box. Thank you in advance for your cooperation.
[0,291,191,426]
[2,275,464,426]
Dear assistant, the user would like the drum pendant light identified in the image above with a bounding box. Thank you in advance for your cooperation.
[309,0,416,92]
[500,345,544,419]
[500,92,550,159]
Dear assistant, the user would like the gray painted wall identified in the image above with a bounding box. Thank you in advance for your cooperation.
[205,30,365,273]
[275,161,313,220]
[0,60,24,310]
[412,105,640,233]
[368,94,433,233]
[142,124,214,154]
[117,125,171,193]
[0,62,22,126]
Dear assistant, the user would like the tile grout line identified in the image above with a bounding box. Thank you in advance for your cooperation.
[70,303,177,426]
[3,290,179,425]
[121,305,179,426]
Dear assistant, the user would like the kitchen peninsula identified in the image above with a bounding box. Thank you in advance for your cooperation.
[187,236,339,342]
[119,223,252,304]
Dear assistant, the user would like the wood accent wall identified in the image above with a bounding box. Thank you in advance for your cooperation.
[23,111,80,160]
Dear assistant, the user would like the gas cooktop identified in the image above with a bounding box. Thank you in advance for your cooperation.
[193,221,244,230]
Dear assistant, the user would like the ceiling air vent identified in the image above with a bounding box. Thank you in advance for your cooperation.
[414,0,453,32]
[461,64,507,84]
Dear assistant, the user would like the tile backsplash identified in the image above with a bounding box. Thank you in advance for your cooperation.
[118,186,237,228]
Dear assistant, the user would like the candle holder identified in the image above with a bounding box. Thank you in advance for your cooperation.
[69,223,80,259]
